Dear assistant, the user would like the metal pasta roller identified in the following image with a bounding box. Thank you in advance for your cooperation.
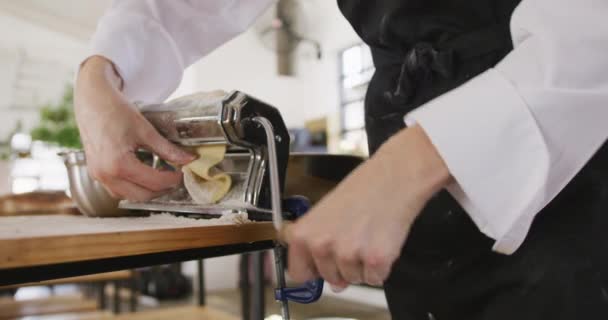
[119,90,323,320]
[119,90,291,222]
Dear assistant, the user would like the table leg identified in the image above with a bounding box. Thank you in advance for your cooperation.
[251,251,265,320]
[239,253,250,320]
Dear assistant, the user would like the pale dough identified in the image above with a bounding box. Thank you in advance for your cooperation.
[171,89,232,204]
[182,145,232,204]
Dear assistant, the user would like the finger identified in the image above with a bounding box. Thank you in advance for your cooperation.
[287,244,318,282]
[336,249,364,284]
[277,222,294,246]
[286,226,319,282]
[363,251,394,287]
[312,251,348,288]
[120,155,183,192]
[139,123,196,165]
[311,239,348,287]
[104,178,167,202]
[363,263,385,287]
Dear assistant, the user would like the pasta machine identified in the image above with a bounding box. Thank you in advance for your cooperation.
[119,90,323,319]
[120,90,291,222]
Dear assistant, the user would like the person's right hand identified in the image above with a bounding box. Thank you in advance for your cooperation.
[74,56,196,201]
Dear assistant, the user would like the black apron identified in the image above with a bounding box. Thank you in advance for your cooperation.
[338,1,608,319]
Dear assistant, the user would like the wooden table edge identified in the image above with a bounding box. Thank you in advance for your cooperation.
[0,222,277,269]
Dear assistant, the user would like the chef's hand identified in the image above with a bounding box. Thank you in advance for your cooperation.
[283,125,452,290]
[74,56,195,201]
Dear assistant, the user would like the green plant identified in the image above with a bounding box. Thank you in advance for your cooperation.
[30,85,82,149]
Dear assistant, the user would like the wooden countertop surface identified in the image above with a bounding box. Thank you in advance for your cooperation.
[0,214,276,269]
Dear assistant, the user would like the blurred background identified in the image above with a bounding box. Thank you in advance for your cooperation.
[0,1,387,319]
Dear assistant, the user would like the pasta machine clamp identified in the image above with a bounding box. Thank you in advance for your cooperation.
[254,114,325,319]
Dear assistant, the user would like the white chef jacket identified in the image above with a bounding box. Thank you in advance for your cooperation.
[87,0,608,254]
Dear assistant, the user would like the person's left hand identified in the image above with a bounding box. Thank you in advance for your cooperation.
[283,125,452,290]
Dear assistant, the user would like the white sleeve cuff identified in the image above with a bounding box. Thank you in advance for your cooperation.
[88,12,184,103]
[405,69,551,254]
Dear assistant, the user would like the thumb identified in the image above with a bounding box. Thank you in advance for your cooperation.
[277,221,295,245]
[139,124,196,165]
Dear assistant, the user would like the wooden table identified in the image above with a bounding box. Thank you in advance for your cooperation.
[0,214,276,285]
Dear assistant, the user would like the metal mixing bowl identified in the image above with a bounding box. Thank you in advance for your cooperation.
[60,150,129,217]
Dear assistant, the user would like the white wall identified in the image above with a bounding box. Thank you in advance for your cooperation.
[0,0,362,141]
[0,12,88,139]
[184,0,361,149]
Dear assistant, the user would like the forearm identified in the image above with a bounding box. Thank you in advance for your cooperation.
[385,125,452,197]
[372,125,453,222]
[77,56,123,94]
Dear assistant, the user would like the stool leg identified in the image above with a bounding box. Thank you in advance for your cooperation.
[97,281,107,310]
[130,273,138,312]
[197,260,206,306]
[112,281,120,314]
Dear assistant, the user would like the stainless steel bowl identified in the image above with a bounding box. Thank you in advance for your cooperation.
[60,150,129,217]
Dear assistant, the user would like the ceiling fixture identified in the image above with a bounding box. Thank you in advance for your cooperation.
[256,0,323,76]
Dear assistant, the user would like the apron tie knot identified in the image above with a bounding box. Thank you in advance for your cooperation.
[384,42,454,105]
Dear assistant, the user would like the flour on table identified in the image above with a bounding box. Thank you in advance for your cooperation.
[0,212,251,240]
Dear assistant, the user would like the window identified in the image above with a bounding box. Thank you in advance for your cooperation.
[338,43,374,156]
[9,138,68,194]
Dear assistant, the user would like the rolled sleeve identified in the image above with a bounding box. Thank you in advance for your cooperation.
[84,0,274,103]
[405,70,551,253]
[90,11,184,103]
[406,0,608,254]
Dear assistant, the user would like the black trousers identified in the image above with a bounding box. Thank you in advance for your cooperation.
[384,165,608,320]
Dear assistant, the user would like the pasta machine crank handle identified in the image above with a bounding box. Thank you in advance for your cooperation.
[251,117,324,320]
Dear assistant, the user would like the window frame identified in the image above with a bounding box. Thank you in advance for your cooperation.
[337,43,375,154]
